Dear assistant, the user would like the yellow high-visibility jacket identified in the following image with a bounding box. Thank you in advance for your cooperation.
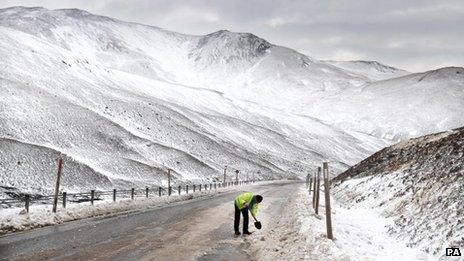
[235,192,258,215]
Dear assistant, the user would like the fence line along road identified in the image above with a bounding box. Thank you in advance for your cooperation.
[307,162,334,240]
[0,180,258,214]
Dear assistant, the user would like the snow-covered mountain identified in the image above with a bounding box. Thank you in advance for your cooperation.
[332,127,463,258]
[0,7,463,197]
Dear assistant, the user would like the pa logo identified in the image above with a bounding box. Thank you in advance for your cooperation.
[446,247,461,256]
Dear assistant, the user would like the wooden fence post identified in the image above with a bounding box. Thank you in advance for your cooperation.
[158,187,162,197]
[146,187,149,198]
[309,176,313,194]
[62,192,67,208]
[178,185,181,195]
[167,168,171,196]
[53,157,63,213]
[323,162,334,239]
[193,184,196,192]
[186,185,189,194]
[131,188,135,200]
[223,166,227,184]
[113,189,117,202]
[199,184,202,191]
[90,190,95,205]
[315,167,321,214]
[25,194,30,213]
[312,173,317,208]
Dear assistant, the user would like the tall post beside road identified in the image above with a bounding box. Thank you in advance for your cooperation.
[62,192,67,208]
[223,166,227,183]
[312,171,317,208]
[323,162,334,239]
[53,157,63,213]
[309,175,313,194]
[25,195,30,213]
[91,190,95,205]
[235,170,239,185]
[167,168,171,196]
[315,167,321,215]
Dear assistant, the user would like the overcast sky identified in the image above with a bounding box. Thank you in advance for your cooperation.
[1,0,463,72]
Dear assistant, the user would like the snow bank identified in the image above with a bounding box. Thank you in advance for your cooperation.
[333,128,464,259]
[248,185,434,260]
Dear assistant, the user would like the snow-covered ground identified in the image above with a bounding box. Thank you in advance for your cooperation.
[249,185,436,261]
[331,128,464,260]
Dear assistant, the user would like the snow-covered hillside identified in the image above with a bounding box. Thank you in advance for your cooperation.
[325,60,409,81]
[332,127,464,258]
[310,67,464,141]
[0,6,463,198]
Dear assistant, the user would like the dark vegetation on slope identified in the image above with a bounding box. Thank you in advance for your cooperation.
[334,126,464,182]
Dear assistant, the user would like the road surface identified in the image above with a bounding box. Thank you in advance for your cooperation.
[0,181,299,261]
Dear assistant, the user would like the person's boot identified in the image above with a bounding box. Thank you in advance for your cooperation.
[243,231,252,236]
[235,231,241,236]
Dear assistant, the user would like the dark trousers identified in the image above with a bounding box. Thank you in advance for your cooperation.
[234,203,249,233]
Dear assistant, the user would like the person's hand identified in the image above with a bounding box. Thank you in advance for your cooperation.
[243,203,248,208]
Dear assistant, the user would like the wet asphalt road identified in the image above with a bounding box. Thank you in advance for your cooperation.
[0,181,299,261]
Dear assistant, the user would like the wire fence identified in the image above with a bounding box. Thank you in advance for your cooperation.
[0,180,256,213]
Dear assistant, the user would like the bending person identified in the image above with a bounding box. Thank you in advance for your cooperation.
[234,192,263,235]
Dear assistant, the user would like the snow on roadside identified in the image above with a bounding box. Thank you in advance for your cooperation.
[0,182,271,235]
[249,184,434,261]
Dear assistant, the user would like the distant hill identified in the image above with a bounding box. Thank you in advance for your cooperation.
[325,60,409,81]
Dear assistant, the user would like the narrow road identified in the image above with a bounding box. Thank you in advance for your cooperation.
[0,181,299,261]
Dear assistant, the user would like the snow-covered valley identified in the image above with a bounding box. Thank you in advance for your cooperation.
[1,6,463,199]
